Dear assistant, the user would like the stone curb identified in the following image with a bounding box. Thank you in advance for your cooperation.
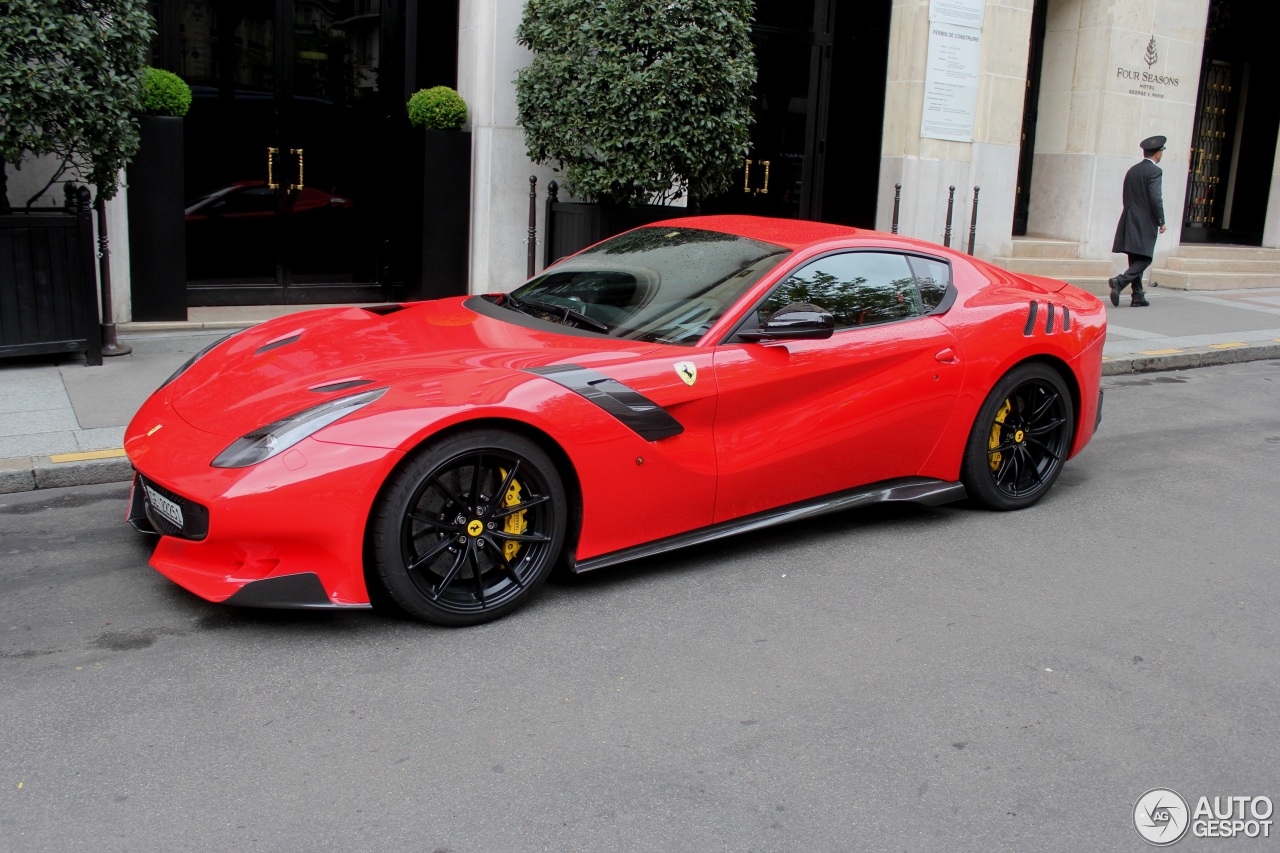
[0,455,134,496]
[2,344,1276,495]
[1102,341,1280,375]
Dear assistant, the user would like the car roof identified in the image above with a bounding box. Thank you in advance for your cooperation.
[647,214,868,250]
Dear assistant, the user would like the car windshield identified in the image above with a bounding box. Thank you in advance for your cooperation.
[505,226,790,345]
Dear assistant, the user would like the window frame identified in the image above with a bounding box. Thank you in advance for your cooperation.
[724,248,958,343]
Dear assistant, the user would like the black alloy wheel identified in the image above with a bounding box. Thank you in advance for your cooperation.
[371,430,567,626]
[961,363,1075,511]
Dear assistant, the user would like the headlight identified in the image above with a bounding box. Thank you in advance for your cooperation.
[159,330,244,390]
[211,387,388,469]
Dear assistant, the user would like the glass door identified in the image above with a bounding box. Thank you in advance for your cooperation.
[281,1,384,292]
[181,0,280,292]
[700,0,833,220]
[178,0,391,304]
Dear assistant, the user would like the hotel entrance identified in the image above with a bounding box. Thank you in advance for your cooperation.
[1182,0,1280,245]
[148,0,410,305]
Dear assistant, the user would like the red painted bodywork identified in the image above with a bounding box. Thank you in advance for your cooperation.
[124,215,1106,607]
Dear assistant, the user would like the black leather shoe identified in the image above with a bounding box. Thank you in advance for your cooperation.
[1131,294,1150,307]
[1108,277,1122,307]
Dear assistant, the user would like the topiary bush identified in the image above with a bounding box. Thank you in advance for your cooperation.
[140,67,192,117]
[515,0,755,206]
[407,86,468,131]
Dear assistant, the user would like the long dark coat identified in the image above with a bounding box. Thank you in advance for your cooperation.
[1112,157,1165,256]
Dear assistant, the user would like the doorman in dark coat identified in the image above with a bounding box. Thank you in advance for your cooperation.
[1109,135,1167,307]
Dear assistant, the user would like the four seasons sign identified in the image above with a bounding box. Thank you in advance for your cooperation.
[1117,35,1181,98]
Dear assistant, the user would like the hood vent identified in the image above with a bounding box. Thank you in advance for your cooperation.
[255,331,303,355]
[309,379,374,394]
[361,304,407,316]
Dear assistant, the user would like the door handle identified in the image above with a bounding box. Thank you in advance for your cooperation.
[743,158,770,195]
[289,148,304,191]
[935,347,958,364]
[266,147,304,191]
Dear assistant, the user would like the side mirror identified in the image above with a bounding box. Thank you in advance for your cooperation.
[738,302,835,342]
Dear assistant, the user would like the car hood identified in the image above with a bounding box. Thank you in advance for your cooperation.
[170,298,664,436]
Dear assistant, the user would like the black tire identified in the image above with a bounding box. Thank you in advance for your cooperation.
[960,363,1075,511]
[370,429,567,626]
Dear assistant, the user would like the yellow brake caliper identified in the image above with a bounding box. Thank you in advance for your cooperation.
[499,468,527,563]
[988,399,1012,471]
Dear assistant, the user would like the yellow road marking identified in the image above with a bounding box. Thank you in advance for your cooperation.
[1208,342,1246,349]
[1139,348,1183,355]
[49,448,126,464]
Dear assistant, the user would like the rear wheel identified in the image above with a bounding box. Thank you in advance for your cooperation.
[961,363,1074,510]
[371,430,567,626]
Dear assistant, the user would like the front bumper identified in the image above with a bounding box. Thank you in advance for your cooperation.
[125,388,404,608]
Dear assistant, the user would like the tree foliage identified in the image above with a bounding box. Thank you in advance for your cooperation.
[0,0,155,205]
[515,0,755,206]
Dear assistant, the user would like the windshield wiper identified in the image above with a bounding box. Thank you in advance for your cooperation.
[503,293,610,333]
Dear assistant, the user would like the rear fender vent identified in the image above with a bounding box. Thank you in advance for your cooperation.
[1023,301,1038,336]
[1023,301,1072,336]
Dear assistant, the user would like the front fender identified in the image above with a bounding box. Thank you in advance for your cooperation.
[315,368,718,561]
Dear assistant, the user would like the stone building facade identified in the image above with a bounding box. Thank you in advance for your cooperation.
[14,0,1274,321]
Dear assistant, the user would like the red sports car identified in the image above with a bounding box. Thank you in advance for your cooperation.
[125,216,1105,625]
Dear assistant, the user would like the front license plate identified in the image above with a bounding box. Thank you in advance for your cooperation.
[144,483,184,529]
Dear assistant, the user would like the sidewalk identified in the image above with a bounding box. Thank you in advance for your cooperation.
[3,290,1279,494]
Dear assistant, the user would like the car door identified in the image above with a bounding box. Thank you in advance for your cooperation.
[711,250,963,523]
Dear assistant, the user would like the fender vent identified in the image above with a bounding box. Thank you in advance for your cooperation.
[1023,301,1072,336]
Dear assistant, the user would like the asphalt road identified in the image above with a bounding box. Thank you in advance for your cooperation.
[2,361,1278,853]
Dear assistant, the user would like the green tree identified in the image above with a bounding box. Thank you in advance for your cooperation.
[515,0,755,206]
[0,0,155,209]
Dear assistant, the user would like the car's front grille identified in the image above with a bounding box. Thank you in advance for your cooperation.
[134,473,210,541]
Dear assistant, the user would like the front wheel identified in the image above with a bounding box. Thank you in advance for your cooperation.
[961,363,1075,510]
[370,430,567,626]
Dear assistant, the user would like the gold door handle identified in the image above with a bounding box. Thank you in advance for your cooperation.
[743,158,770,195]
[266,147,304,190]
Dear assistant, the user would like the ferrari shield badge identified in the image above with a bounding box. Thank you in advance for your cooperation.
[674,361,697,386]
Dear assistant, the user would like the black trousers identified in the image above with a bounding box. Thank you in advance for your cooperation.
[1116,253,1152,293]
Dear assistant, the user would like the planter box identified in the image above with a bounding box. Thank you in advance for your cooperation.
[127,115,187,321]
[418,129,472,300]
[544,202,680,267]
[0,205,102,365]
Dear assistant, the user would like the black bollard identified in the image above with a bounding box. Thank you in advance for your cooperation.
[967,186,980,255]
[543,180,560,269]
[527,176,537,279]
[943,185,956,248]
[891,183,902,234]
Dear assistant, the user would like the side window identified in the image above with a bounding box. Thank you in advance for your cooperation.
[908,256,952,312]
[757,252,921,331]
